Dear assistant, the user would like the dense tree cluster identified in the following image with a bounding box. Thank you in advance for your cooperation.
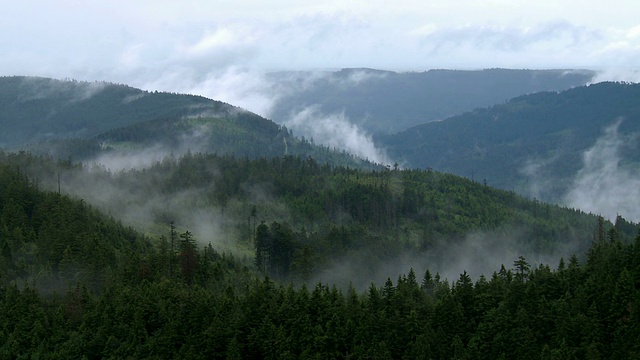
[0,162,150,290]
[2,74,639,359]
[1,225,639,358]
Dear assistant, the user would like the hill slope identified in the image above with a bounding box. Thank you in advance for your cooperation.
[0,76,375,169]
[4,150,636,288]
[378,81,640,216]
[0,76,234,147]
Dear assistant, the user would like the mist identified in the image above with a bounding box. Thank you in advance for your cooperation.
[14,77,109,103]
[518,155,561,200]
[563,119,640,222]
[306,224,588,292]
[284,106,391,165]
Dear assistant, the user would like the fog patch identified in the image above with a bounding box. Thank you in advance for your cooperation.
[591,68,640,84]
[122,92,147,104]
[92,144,171,172]
[563,119,640,222]
[519,155,559,199]
[49,160,236,251]
[71,81,109,102]
[329,68,390,87]
[141,67,278,118]
[90,122,221,172]
[285,106,391,165]
[432,227,584,282]
[16,77,108,103]
[306,226,585,292]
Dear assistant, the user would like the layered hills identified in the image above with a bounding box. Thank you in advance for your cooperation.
[1,73,639,358]
[268,68,595,134]
[377,82,640,208]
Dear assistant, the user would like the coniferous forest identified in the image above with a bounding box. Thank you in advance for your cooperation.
[1,151,639,359]
[0,77,639,358]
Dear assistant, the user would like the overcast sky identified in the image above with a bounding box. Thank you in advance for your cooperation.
[2,0,640,108]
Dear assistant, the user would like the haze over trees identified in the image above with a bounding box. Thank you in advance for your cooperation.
[0,73,639,358]
[1,158,639,357]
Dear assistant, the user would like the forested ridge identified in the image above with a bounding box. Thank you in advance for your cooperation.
[0,76,230,148]
[42,114,375,170]
[0,76,377,170]
[268,68,594,134]
[379,81,640,201]
[1,150,639,358]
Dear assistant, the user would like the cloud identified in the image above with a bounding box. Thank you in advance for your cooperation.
[563,119,640,222]
[518,155,560,200]
[307,224,585,291]
[91,145,172,172]
[284,106,391,165]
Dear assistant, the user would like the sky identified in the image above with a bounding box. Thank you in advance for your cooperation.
[2,0,640,111]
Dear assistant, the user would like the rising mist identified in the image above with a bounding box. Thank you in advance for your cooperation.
[564,119,640,222]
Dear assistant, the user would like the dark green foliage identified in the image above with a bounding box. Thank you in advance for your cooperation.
[2,235,638,359]
[3,150,637,287]
[4,73,639,359]
[0,161,150,289]
[0,150,639,358]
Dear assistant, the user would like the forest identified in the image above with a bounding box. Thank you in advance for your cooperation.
[1,151,639,358]
[3,150,634,285]
[1,77,640,358]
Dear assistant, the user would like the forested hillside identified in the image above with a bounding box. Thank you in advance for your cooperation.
[0,76,234,147]
[1,155,638,357]
[37,114,375,170]
[378,81,640,203]
[2,75,640,358]
[3,150,636,288]
[0,76,378,170]
[268,68,595,134]
[0,161,152,289]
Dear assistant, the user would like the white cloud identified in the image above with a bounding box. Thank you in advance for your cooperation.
[285,106,391,165]
[409,24,439,37]
[564,120,640,222]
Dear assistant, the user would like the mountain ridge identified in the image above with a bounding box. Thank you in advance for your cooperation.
[377,81,640,212]
[0,76,377,169]
[267,68,596,134]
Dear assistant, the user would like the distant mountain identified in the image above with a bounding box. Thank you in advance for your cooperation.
[0,76,374,169]
[268,68,595,134]
[377,82,640,204]
[0,76,231,148]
